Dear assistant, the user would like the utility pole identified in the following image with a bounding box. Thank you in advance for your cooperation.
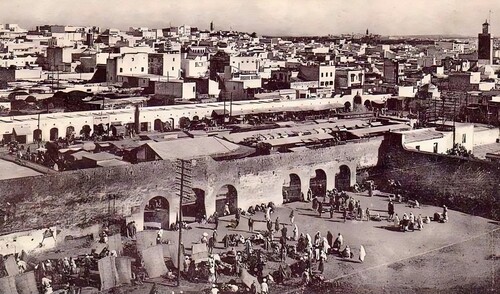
[223,94,226,125]
[175,159,192,287]
[452,95,457,146]
[37,113,41,148]
[230,92,233,119]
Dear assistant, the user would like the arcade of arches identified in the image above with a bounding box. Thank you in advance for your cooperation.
[138,165,354,229]
[152,118,175,132]
[282,165,354,203]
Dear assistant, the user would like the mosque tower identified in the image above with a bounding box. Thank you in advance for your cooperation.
[478,20,493,65]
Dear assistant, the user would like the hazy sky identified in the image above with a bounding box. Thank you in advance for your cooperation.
[1,0,499,36]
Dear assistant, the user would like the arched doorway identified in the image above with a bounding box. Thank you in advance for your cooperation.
[33,129,42,142]
[80,125,91,139]
[179,117,190,129]
[309,169,327,198]
[153,119,163,132]
[143,196,170,230]
[344,101,351,112]
[335,165,351,192]
[353,95,362,105]
[364,100,371,110]
[215,185,237,216]
[282,174,302,203]
[182,188,206,218]
[66,126,75,138]
[49,127,59,141]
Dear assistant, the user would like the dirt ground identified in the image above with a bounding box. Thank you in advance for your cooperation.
[35,191,499,293]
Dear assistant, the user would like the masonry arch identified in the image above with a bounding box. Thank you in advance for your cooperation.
[182,188,206,218]
[143,196,170,230]
[33,129,42,142]
[66,126,75,137]
[80,125,91,139]
[364,100,371,110]
[168,118,175,130]
[153,119,163,132]
[49,127,59,141]
[335,165,352,192]
[353,95,362,105]
[309,169,327,197]
[282,173,302,203]
[344,101,351,112]
[215,184,238,216]
[178,117,190,129]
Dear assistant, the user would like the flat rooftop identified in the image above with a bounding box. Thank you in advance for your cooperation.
[473,142,500,159]
[0,159,42,180]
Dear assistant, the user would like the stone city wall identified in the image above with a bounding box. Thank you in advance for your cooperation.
[0,137,383,237]
[374,133,500,220]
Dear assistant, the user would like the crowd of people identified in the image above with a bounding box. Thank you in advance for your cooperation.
[0,177,452,293]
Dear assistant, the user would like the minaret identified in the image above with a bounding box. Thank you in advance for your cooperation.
[478,19,493,65]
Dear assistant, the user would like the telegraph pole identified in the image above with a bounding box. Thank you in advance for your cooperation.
[175,159,192,287]
[230,92,233,119]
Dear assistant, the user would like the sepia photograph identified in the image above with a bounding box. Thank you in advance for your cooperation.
[0,0,498,293]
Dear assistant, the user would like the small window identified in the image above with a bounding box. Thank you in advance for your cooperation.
[172,67,174,70]
[330,72,333,77]
[433,142,438,153]
[131,58,134,61]
[141,67,144,72]
[119,68,123,73]
[173,58,175,61]
[415,145,420,151]
[320,81,324,86]
[330,81,333,85]
[462,134,466,143]
[321,73,324,77]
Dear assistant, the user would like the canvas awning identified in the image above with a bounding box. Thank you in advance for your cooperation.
[192,243,209,263]
[141,245,168,278]
[12,127,31,136]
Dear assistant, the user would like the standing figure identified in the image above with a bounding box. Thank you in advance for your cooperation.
[248,217,254,232]
[388,200,394,220]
